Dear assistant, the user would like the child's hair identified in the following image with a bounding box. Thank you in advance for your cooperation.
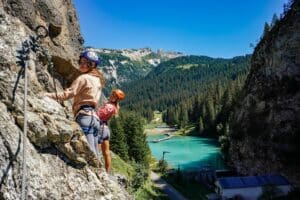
[111,89,125,101]
[108,93,120,115]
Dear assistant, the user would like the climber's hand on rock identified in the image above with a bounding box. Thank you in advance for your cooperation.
[44,93,53,98]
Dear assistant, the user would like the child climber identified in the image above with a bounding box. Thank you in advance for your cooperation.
[97,89,125,173]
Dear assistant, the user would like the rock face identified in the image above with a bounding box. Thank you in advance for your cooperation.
[229,1,300,186]
[0,1,131,199]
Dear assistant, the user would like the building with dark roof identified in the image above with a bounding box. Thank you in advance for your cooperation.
[214,175,291,200]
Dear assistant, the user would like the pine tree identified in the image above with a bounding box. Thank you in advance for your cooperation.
[214,82,223,113]
[198,116,204,134]
[271,14,279,27]
[122,112,150,167]
[190,96,201,122]
[219,88,232,123]
[263,22,270,38]
[283,3,290,16]
[165,107,179,126]
[178,104,188,129]
[205,97,216,133]
[109,117,129,161]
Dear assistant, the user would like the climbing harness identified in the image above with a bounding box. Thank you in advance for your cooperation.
[15,25,58,200]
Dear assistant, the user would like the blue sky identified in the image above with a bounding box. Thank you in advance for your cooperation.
[73,0,287,58]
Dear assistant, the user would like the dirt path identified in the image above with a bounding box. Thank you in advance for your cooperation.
[150,171,187,200]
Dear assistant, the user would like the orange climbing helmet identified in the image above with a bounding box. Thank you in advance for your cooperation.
[112,89,125,101]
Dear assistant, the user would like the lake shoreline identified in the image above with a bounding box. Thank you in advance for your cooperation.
[145,127,177,135]
[147,130,225,171]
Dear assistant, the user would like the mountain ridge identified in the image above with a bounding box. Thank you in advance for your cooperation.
[85,47,183,93]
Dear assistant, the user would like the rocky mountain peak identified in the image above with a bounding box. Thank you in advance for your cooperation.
[88,47,183,62]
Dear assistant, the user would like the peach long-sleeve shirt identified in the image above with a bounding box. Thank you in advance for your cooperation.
[48,74,102,116]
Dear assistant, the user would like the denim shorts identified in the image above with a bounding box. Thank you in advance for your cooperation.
[76,114,100,136]
[98,124,110,144]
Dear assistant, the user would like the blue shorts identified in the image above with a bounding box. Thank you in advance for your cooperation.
[98,124,110,144]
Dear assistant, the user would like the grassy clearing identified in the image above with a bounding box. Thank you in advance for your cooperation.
[111,152,135,178]
[111,151,169,199]
[170,124,197,136]
[176,64,197,69]
[144,111,166,130]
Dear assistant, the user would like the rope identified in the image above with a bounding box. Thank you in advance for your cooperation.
[100,93,108,105]
[17,25,52,200]
[21,60,28,200]
[50,58,59,102]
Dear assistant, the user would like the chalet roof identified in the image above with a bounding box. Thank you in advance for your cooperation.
[217,175,290,189]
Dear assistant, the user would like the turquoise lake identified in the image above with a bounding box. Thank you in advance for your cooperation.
[147,134,225,171]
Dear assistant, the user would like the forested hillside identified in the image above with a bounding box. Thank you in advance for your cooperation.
[122,55,251,130]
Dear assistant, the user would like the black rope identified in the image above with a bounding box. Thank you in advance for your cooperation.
[14,25,59,102]
[13,25,60,199]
